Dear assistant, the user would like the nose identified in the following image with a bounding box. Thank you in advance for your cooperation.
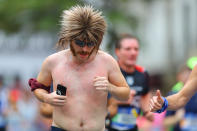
[130,49,138,55]
[81,45,89,52]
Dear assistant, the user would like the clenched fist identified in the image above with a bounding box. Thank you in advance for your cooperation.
[93,76,111,92]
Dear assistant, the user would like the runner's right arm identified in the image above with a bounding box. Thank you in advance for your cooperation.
[33,57,66,106]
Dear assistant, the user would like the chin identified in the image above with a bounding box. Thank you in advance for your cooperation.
[126,63,136,67]
[77,56,88,62]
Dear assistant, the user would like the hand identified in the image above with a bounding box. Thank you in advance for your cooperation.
[149,90,164,112]
[44,91,67,106]
[175,108,185,121]
[116,90,136,105]
[129,89,136,101]
[144,111,154,122]
[93,76,111,92]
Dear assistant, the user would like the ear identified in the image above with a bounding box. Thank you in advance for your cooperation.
[115,49,120,57]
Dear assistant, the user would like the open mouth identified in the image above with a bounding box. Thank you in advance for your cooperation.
[79,53,89,58]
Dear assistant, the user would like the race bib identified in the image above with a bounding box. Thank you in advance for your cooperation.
[111,106,140,130]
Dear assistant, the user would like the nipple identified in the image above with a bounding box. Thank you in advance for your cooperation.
[80,122,83,127]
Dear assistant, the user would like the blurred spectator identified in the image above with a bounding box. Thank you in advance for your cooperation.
[17,88,39,131]
[8,75,24,103]
[5,75,50,131]
[0,75,9,131]
[6,75,24,131]
[6,88,23,131]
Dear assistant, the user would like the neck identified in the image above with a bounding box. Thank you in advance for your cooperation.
[118,61,135,73]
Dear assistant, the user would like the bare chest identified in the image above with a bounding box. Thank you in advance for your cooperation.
[51,61,108,97]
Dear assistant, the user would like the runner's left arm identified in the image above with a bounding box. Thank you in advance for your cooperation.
[94,56,130,101]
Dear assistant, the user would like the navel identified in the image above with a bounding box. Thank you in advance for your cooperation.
[80,122,84,127]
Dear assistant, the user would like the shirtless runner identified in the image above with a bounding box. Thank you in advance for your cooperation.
[28,5,130,131]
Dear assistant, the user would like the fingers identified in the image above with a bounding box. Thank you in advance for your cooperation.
[52,95,67,106]
[52,103,66,106]
[51,98,67,106]
[93,81,108,87]
[53,99,66,103]
[93,76,106,81]
[48,91,67,106]
[95,87,107,91]
[149,96,162,112]
[156,90,163,102]
[93,76,109,91]
[130,90,136,96]
[93,77,108,86]
[149,90,164,112]
[54,95,67,100]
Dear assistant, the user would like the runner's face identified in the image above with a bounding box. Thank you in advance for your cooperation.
[70,39,96,62]
[116,38,139,67]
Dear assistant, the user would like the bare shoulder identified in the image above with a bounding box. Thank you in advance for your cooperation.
[46,50,69,61]
[98,50,117,63]
[97,50,119,69]
[42,49,69,68]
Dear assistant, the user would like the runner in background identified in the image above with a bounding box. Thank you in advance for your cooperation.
[107,34,153,131]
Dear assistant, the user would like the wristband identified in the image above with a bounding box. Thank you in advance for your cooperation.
[28,78,50,93]
[156,97,168,113]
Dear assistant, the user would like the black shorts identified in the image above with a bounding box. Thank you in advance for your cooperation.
[51,126,67,131]
[109,125,138,131]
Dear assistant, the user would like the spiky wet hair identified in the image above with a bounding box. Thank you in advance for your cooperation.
[57,5,107,49]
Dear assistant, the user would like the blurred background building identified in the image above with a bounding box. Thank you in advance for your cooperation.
[0,0,196,93]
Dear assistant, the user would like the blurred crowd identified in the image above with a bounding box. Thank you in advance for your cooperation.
[0,75,51,131]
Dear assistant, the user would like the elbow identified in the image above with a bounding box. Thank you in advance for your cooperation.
[125,92,130,100]
[122,88,130,101]
[112,86,130,101]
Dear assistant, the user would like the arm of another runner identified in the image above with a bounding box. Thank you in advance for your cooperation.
[150,65,197,111]
[166,65,197,110]
[107,97,118,118]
